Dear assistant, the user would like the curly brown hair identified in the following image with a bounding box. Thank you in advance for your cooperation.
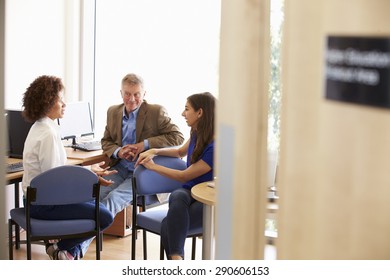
[22,75,64,122]
[188,92,216,164]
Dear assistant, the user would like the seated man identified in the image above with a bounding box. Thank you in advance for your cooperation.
[100,73,184,216]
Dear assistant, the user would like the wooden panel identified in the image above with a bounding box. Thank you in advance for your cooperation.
[278,0,390,259]
[104,206,132,237]
[216,0,270,259]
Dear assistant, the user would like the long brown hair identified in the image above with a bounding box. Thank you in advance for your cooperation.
[188,92,216,164]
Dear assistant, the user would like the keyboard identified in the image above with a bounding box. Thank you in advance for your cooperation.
[6,161,24,173]
[72,141,102,152]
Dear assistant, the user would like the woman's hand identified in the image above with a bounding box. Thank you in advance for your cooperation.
[98,176,115,186]
[140,157,155,170]
[135,149,157,167]
[90,161,118,186]
[91,161,116,176]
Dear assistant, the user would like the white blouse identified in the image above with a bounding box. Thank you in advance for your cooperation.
[22,116,67,195]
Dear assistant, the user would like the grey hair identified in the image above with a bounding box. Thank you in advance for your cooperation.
[121,73,144,89]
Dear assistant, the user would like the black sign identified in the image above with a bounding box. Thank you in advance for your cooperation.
[325,36,390,108]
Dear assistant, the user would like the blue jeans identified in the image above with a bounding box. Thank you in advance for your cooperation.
[81,163,160,256]
[29,201,113,258]
[99,163,134,216]
[161,188,203,259]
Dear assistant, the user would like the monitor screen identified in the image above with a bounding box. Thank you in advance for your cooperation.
[58,101,94,140]
[6,110,34,159]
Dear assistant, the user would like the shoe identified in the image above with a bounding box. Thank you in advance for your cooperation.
[53,249,75,260]
[45,243,58,260]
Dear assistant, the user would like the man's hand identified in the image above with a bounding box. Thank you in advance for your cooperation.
[118,142,145,161]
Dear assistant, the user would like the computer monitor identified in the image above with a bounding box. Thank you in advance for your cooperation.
[6,109,34,159]
[58,101,94,144]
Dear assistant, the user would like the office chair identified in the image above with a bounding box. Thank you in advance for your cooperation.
[8,165,102,260]
[131,156,203,260]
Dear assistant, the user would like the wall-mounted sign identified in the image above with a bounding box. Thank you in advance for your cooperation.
[325,36,390,108]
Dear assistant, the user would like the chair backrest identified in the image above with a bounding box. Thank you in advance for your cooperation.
[29,165,99,205]
[133,156,187,196]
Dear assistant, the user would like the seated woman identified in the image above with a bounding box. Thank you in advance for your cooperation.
[22,75,116,260]
[136,92,215,260]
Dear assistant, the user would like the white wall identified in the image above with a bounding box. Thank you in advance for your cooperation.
[5,0,67,110]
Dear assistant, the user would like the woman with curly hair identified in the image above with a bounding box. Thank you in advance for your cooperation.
[136,92,215,260]
[21,75,115,260]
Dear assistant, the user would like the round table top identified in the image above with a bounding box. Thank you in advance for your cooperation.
[191,181,216,206]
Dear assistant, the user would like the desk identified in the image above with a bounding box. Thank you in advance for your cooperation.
[6,158,24,209]
[65,147,108,166]
[191,181,216,260]
[6,157,84,207]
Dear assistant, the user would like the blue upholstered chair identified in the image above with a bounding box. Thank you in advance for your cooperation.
[131,156,202,260]
[8,165,102,260]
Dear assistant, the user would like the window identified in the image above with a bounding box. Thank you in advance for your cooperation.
[268,0,284,152]
[92,0,221,140]
[266,0,284,245]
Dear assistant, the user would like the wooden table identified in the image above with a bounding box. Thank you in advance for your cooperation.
[6,158,25,209]
[65,147,108,166]
[191,181,216,260]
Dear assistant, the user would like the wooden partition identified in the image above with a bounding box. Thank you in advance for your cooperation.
[277,0,390,259]
[216,0,270,259]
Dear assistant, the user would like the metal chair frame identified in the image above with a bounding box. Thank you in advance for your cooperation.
[131,156,202,260]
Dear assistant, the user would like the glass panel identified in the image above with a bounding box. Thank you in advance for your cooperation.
[265,0,284,253]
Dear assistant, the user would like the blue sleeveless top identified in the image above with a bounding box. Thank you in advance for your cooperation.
[183,134,214,190]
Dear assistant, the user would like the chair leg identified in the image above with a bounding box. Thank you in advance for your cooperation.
[99,232,103,251]
[142,230,147,260]
[131,202,137,260]
[15,224,20,249]
[191,237,197,260]
[26,234,31,260]
[8,219,14,260]
[96,232,101,260]
[131,225,137,259]
[160,239,164,260]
